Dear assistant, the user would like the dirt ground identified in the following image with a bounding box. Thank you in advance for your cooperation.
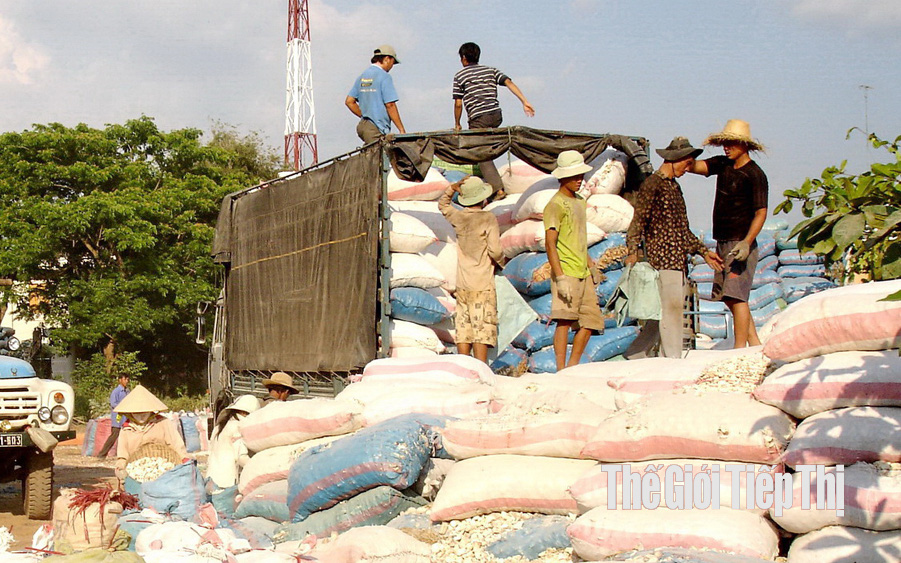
[0,426,117,550]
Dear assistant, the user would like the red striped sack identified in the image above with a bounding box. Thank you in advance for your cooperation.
[238,399,362,452]
[783,407,901,468]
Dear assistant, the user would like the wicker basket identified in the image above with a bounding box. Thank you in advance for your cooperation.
[126,442,181,466]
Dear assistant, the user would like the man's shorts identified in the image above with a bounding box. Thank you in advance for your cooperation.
[550,276,606,332]
[454,287,498,347]
[712,240,759,302]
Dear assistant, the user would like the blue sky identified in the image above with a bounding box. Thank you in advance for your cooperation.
[2,0,899,229]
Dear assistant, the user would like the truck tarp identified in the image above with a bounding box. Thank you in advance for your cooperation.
[211,127,651,373]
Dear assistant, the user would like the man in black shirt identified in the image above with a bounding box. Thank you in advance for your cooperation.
[689,120,768,349]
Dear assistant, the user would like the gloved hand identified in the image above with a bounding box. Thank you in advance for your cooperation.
[729,240,751,262]
[556,275,577,305]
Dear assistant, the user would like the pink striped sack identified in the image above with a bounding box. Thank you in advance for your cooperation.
[485,193,521,233]
[337,381,495,427]
[500,219,604,259]
[429,454,595,521]
[763,279,901,362]
[772,463,901,533]
[238,399,362,452]
[353,354,497,386]
[388,200,456,243]
[753,350,901,418]
[386,167,449,201]
[239,435,345,495]
[499,159,553,194]
[568,507,779,561]
[568,460,785,515]
[787,526,901,563]
[782,406,901,468]
[511,177,559,222]
[515,372,619,411]
[580,391,795,464]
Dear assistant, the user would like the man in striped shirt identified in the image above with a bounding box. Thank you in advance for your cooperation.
[453,42,534,195]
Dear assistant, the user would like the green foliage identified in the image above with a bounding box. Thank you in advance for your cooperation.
[0,117,279,375]
[160,393,208,413]
[775,130,901,281]
[71,351,147,419]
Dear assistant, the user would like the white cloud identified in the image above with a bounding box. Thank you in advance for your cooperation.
[792,0,901,31]
[0,16,49,85]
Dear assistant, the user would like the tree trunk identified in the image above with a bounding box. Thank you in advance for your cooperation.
[102,339,117,374]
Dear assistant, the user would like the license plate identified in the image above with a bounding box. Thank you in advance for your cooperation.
[0,434,23,447]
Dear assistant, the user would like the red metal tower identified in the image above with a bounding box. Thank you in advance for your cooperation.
[285,0,318,170]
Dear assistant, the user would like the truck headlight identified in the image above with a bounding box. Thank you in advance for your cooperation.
[38,407,51,422]
[51,406,68,425]
[6,337,19,351]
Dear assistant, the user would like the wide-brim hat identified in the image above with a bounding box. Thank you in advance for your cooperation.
[552,150,593,179]
[115,384,169,414]
[457,176,493,206]
[225,394,260,415]
[655,136,703,162]
[374,44,400,64]
[262,371,299,394]
[704,119,765,151]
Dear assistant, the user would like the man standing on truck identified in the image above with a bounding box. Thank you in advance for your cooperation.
[345,44,406,144]
[96,373,129,458]
[544,150,606,371]
[438,176,505,364]
[261,371,299,404]
[688,119,768,349]
[453,42,535,196]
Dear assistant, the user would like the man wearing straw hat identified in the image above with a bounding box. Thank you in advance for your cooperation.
[113,385,188,480]
[261,371,299,404]
[544,150,606,370]
[689,119,769,349]
[625,137,725,359]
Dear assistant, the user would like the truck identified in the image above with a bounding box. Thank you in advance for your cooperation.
[206,126,654,411]
[0,327,75,519]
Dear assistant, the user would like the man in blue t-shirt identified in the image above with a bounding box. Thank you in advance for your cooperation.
[96,373,129,457]
[345,44,406,144]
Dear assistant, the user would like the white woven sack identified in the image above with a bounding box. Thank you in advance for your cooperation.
[356,354,497,386]
[568,507,779,561]
[491,374,616,412]
[787,526,901,563]
[569,459,783,514]
[389,253,446,289]
[388,200,456,243]
[499,159,553,194]
[238,435,344,495]
[337,380,493,426]
[307,526,431,563]
[753,350,901,418]
[136,522,242,557]
[500,219,604,259]
[233,551,301,563]
[587,193,634,232]
[485,193,521,233]
[763,279,901,362]
[419,240,457,291]
[772,462,901,533]
[782,406,901,468]
[388,212,437,254]
[514,372,618,411]
[581,390,795,464]
[388,319,445,353]
[585,148,628,195]
[430,454,595,521]
[389,347,438,359]
[238,399,362,452]
[511,176,559,222]
[386,167,449,201]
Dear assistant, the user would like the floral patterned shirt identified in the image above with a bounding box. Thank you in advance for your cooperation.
[626,171,708,272]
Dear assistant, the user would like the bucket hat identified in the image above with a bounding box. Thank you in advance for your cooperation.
[114,384,169,414]
[262,371,299,394]
[374,44,400,64]
[704,119,765,151]
[655,137,703,162]
[225,394,260,415]
[457,176,493,207]
[552,150,593,179]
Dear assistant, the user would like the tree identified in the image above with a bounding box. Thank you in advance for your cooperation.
[775,130,901,297]
[0,117,280,377]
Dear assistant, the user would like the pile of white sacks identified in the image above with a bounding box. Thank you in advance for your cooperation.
[106,279,900,562]
[387,152,641,371]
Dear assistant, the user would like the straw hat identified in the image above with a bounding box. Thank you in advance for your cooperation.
[225,394,260,415]
[457,176,493,207]
[552,150,593,179]
[114,384,169,414]
[655,137,703,162]
[262,371,299,394]
[704,119,765,151]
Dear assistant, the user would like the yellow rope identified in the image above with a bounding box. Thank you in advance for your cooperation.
[232,231,369,271]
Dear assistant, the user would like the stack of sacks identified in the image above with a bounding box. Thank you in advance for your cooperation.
[80,416,115,457]
[566,348,795,561]
[498,158,553,194]
[176,411,210,453]
[229,399,365,524]
[750,279,901,562]
[500,232,638,373]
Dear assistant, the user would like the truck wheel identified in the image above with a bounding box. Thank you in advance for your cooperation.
[23,451,53,520]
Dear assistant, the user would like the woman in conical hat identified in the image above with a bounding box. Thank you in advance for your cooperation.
[207,394,260,489]
[113,384,188,480]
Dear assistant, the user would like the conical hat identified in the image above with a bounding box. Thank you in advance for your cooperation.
[114,384,169,414]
